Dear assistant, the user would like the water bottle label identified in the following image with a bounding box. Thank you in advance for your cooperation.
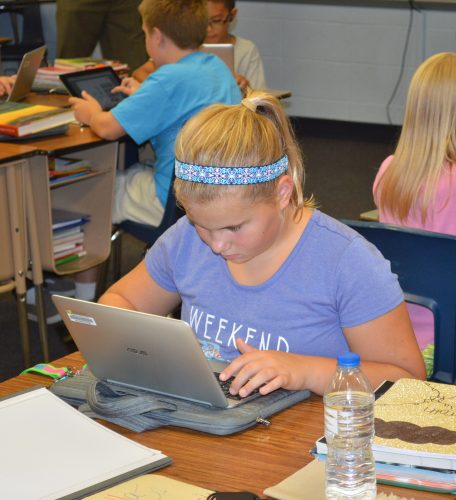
[326,407,338,434]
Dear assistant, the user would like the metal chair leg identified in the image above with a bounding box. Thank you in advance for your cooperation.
[6,162,31,368]
[95,228,123,299]
[24,168,49,362]
[34,284,49,362]
[95,259,109,300]
[112,228,123,282]
[15,291,31,367]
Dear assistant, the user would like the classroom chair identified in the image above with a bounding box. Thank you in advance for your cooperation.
[0,4,47,70]
[96,180,184,296]
[341,219,456,385]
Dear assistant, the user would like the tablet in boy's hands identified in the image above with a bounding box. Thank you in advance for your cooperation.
[60,66,126,111]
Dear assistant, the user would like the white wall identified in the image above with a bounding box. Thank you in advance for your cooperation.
[3,1,456,124]
[233,2,456,123]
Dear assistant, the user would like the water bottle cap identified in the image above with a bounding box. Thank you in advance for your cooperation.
[337,352,360,367]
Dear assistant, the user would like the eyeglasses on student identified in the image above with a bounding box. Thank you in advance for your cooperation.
[208,14,232,28]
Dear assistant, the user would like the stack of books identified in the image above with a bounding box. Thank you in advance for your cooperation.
[313,378,456,494]
[52,209,90,265]
[33,66,76,93]
[33,58,129,93]
[54,57,129,76]
[48,156,93,184]
[0,101,74,138]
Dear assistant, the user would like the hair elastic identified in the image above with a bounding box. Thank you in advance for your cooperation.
[241,97,258,112]
[175,155,288,185]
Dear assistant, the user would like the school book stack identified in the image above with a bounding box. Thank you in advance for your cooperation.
[33,65,76,93]
[52,208,90,265]
[313,378,456,494]
[48,155,93,184]
[0,101,74,137]
[54,57,129,75]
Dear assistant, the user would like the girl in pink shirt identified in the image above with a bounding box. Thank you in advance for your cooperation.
[373,52,456,352]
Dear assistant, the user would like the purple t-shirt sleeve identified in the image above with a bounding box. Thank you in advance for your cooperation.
[145,219,184,293]
[335,235,403,328]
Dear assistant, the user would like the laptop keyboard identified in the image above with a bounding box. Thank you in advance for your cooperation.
[214,373,259,401]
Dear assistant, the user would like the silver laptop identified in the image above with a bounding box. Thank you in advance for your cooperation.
[200,43,235,74]
[2,45,46,102]
[52,295,260,408]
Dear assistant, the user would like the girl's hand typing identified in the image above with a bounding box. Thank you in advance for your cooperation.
[219,338,307,397]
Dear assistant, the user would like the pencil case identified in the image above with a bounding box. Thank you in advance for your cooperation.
[50,368,310,435]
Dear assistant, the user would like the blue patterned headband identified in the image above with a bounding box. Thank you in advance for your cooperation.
[175,155,288,185]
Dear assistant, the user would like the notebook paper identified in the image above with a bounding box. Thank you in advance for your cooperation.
[0,387,171,499]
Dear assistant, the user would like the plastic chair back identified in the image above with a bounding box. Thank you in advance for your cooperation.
[117,178,184,245]
[97,175,184,298]
[1,5,46,65]
[341,219,456,384]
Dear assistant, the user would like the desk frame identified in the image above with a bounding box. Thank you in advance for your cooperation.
[1,115,117,367]
[0,146,48,366]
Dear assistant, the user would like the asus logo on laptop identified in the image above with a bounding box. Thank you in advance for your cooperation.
[126,347,148,356]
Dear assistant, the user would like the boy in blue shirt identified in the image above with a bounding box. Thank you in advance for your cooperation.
[70,0,241,227]
[62,0,241,306]
[133,0,266,92]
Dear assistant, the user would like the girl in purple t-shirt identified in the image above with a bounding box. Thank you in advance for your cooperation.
[100,92,425,396]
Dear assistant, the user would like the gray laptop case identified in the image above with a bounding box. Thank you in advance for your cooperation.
[52,295,255,408]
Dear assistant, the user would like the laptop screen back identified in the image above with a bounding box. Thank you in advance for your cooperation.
[51,295,233,408]
[8,45,46,102]
[200,43,235,74]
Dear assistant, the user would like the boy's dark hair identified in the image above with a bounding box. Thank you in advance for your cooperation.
[139,0,208,49]
[209,0,236,11]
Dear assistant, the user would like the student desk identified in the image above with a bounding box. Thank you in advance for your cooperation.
[0,142,40,367]
[0,351,451,499]
[1,98,118,365]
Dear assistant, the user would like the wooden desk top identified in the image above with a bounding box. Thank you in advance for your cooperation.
[0,351,451,499]
[21,123,108,154]
[0,142,38,163]
[0,124,108,160]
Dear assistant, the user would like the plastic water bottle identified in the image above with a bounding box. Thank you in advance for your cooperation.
[324,352,376,500]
